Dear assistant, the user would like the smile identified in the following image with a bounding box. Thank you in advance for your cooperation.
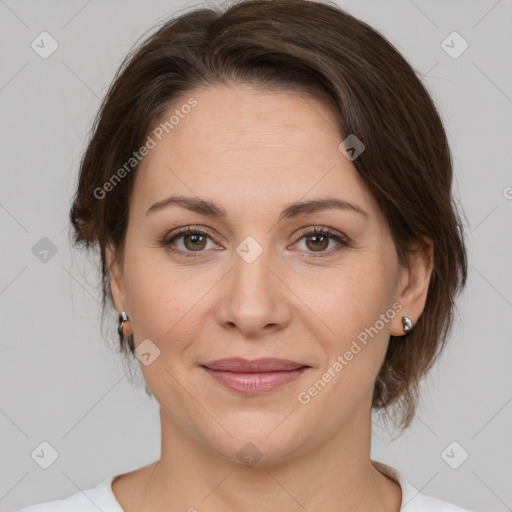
[201,366,309,394]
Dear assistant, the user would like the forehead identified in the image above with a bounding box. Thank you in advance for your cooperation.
[131,84,375,218]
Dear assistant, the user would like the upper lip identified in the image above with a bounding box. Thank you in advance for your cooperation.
[201,358,308,373]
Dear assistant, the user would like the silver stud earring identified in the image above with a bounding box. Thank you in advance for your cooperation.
[118,311,135,352]
[401,316,413,333]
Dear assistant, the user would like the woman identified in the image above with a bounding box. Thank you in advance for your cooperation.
[20,0,473,510]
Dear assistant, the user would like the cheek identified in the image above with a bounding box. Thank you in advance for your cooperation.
[123,248,218,355]
[293,252,396,397]
[292,266,396,427]
[293,252,396,344]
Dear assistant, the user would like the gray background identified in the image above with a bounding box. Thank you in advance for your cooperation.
[1,0,511,511]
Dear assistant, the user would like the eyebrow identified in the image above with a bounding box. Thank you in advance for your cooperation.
[145,195,369,221]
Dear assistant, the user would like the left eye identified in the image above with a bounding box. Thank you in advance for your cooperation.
[295,229,345,253]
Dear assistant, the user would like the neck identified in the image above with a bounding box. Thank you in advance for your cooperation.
[140,404,401,512]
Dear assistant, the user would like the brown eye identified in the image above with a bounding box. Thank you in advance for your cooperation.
[162,227,218,257]
[305,233,330,252]
[294,227,350,257]
[182,233,208,251]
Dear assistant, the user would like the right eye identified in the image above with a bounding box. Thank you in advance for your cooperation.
[161,227,222,258]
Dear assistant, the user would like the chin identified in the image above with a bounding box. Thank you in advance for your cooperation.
[199,418,313,467]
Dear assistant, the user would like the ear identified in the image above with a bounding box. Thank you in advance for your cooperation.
[391,237,434,336]
[106,241,128,317]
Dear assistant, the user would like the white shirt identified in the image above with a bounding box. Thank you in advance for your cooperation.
[18,461,475,511]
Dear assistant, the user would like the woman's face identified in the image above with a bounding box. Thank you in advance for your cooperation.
[109,84,429,464]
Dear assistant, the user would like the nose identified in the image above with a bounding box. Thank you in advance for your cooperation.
[214,240,292,338]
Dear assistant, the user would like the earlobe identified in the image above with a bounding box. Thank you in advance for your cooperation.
[392,238,434,336]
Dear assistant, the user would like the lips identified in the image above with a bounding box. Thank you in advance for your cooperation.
[200,358,310,395]
[201,357,307,372]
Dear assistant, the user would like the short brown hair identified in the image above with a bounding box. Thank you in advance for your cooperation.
[69,0,468,430]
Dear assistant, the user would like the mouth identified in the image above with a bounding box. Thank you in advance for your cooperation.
[200,358,310,395]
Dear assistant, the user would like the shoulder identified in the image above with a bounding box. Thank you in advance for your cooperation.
[371,460,477,512]
[400,477,476,512]
[18,475,123,512]
[402,490,476,512]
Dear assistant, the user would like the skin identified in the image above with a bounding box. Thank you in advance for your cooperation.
[107,83,433,512]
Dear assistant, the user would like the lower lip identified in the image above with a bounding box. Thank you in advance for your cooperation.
[201,367,308,395]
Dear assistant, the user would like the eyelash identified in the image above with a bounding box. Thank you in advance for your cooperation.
[160,226,351,259]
